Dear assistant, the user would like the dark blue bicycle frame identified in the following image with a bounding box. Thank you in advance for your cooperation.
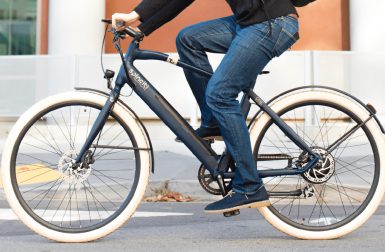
[75,34,320,194]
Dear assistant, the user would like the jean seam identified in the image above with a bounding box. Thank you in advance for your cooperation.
[282,28,297,41]
[272,30,288,57]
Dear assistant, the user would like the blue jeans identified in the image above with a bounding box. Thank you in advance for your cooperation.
[176,15,299,194]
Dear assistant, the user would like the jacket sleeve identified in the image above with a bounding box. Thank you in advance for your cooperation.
[134,0,194,36]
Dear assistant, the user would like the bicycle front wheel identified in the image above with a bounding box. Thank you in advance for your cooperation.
[250,88,385,239]
[1,91,152,242]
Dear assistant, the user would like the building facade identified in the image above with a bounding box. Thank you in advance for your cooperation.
[1,0,385,121]
[2,0,385,55]
[1,0,378,56]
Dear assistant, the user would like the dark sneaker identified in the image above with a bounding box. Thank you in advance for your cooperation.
[175,126,223,142]
[204,186,270,213]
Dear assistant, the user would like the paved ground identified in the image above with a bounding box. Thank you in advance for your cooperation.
[1,202,385,251]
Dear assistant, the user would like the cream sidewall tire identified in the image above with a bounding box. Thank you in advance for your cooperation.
[1,92,151,242]
[249,90,385,240]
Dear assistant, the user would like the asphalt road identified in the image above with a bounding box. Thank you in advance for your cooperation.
[1,202,385,252]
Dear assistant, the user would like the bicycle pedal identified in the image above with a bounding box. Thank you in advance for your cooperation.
[223,209,240,217]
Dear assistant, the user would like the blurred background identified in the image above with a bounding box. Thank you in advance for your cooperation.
[0,0,385,124]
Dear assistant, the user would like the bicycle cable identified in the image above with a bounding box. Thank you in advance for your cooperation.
[101,24,109,75]
[101,23,134,97]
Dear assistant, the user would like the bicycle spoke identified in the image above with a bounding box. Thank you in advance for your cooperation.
[93,170,129,190]
[334,159,372,184]
[91,173,125,199]
[23,142,62,156]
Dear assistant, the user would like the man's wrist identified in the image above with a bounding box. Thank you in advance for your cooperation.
[130,11,140,21]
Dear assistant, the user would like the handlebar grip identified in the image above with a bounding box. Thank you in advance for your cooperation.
[101,19,112,24]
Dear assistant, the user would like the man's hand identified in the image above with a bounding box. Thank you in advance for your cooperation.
[112,11,140,31]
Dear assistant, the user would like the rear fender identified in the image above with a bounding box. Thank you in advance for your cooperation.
[248,85,385,134]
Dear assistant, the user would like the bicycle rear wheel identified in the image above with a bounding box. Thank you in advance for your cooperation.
[1,92,151,242]
[250,89,385,239]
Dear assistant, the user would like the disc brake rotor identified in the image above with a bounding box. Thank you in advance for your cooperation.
[301,147,335,184]
[58,150,92,185]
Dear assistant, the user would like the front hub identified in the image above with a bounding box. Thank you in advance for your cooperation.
[58,150,92,184]
[301,147,335,184]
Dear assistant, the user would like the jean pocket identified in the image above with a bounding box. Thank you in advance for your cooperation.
[273,21,299,57]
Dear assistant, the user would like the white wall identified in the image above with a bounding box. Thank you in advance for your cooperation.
[350,0,385,51]
[0,51,306,119]
[1,51,385,123]
[313,51,385,125]
[48,0,105,55]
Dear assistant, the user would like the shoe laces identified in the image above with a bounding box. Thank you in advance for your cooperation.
[225,191,235,198]
[224,191,248,199]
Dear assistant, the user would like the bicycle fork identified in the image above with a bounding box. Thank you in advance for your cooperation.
[74,85,122,165]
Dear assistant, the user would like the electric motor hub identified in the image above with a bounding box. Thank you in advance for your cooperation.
[301,147,335,184]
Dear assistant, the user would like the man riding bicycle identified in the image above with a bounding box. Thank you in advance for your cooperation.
[112,0,299,213]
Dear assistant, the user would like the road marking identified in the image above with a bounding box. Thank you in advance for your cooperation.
[0,208,193,221]
[0,164,62,188]
[308,217,340,225]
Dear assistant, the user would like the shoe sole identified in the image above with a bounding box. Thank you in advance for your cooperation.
[175,136,223,143]
[204,200,271,214]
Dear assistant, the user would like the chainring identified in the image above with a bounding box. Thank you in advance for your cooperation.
[197,164,232,195]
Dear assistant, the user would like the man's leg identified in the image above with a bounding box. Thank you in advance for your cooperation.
[205,23,272,196]
[204,17,299,212]
[176,16,237,129]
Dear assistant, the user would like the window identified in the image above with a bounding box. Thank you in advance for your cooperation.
[0,0,37,55]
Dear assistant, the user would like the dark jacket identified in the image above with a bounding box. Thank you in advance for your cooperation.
[135,0,297,35]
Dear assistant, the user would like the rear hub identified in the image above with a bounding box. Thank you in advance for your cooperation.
[300,147,335,184]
